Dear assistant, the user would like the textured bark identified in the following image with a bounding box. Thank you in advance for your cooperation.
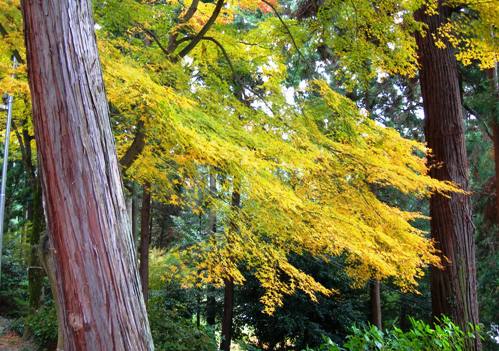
[415,3,480,349]
[220,189,240,351]
[140,186,152,302]
[22,1,154,349]
[39,233,64,351]
[132,184,140,246]
[369,280,382,329]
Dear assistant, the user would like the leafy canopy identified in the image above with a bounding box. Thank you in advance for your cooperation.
[1,0,494,313]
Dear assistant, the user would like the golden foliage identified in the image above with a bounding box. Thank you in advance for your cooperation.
[1,0,493,313]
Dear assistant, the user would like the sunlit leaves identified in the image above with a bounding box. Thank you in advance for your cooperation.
[1,0,491,314]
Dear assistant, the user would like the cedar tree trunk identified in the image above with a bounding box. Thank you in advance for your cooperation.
[415,2,480,349]
[22,1,154,349]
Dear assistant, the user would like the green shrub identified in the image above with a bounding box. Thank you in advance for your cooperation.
[25,303,58,351]
[8,317,25,336]
[307,317,481,351]
[148,295,217,351]
[0,248,28,318]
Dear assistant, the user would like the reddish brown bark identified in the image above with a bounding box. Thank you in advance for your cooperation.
[415,2,480,349]
[140,186,152,302]
[22,1,153,349]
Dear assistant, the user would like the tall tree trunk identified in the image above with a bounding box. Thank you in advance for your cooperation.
[24,177,45,341]
[14,114,45,318]
[415,2,480,349]
[27,182,44,312]
[369,280,382,329]
[22,1,153,349]
[206,285,217,326]
[488,65,499,223]
[39,233,64,351]
[220,279,235,351]
[220,189,240,351]
[140,185,152,302]
[206,172,217,326]
[399,294,410,331]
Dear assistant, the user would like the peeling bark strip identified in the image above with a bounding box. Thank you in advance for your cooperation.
[21,1,154,350]
[415,2,480,350]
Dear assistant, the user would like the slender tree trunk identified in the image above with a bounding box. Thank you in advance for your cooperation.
[24,177,45,341]
[196,292,201,329]
[369,280,382,329]
[220,189,240,351]
[39,233,64,351]
[415,2,480,349]
[206,286,217,326]
[140,185,152,302]
[221,279,235,351]
[22,1,153,349]
[399,294,410,331]
[27,182,44,311]
[206,172,217,326]
[15,117,45,318]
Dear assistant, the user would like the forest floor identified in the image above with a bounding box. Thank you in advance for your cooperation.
[0,317,34,351]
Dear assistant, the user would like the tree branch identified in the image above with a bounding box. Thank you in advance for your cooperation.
[120,119,146,170]
[203,37,235,78]
[167,0,200,53]
[179,35,240,88]
[463,102,493,140]
[136,23,171,58]
[261,0,305,61]
[176,0,225,59]
[0,23,24,64]
[181,0,200,23]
